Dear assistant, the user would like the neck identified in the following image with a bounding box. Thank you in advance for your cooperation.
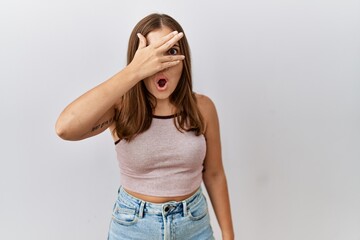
[154,99,176,116]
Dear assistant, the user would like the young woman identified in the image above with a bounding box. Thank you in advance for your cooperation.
[56,13,234,240]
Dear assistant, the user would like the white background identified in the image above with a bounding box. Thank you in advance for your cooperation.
[1,0,359,239]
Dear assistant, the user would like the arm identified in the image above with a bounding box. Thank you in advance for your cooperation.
[55,31,185,140]
[55,68,136,141]
[197,94,235,240]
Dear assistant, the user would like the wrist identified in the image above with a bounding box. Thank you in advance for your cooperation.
[123,64,142,84]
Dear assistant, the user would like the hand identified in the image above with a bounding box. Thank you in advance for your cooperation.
[127,31,185,81]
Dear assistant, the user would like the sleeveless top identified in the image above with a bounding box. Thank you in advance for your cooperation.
[114,114,206,197]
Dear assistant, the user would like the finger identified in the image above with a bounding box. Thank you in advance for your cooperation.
[137,33,147,49]
[160,60,181,70]
[158,32,184,52]
[153,31,179,48]
[160,55,185,63]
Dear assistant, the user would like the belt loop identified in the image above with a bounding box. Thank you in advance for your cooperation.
[139,201,145,218]
[182,200,187,217]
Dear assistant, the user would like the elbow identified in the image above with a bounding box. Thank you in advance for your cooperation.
[203,168,226,183]
[55,118,77,141]
[55,120,70,140]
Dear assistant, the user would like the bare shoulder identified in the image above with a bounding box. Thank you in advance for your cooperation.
[195,93,217,116]
[194,93,219,132]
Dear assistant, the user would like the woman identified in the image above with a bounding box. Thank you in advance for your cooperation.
[56,13,234,240]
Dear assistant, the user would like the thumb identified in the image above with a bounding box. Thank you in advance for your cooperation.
[137,33,147,49]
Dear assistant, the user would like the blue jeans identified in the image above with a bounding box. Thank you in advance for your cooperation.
[107,186,215,240]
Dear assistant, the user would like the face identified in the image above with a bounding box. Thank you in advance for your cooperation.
[143,26,183,102]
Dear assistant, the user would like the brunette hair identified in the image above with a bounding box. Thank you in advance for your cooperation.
[115,13,204,141]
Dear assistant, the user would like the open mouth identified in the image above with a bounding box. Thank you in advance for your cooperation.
[157,79,167,88]
[156,78,168,90]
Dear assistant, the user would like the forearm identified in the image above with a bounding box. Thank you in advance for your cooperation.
[55,67,138,140]
[203,170,234,240]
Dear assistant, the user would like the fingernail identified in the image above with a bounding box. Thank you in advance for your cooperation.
[173,31,178,35]
[137,33,141,38]
[178,32,184,37]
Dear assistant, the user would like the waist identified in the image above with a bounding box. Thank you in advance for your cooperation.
[118,186,204,213]
[123,187,199,204]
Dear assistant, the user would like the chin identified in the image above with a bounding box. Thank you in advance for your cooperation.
[153,93,172,100]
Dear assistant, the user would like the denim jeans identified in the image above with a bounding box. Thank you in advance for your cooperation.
[107,186,215,240]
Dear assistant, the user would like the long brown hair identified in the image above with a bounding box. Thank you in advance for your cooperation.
[115,13,204,141]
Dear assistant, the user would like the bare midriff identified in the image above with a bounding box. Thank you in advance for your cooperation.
[124,188,198,203]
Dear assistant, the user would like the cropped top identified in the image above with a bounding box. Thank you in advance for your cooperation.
[114,115,207,197]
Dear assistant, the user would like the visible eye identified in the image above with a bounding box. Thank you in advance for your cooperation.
[168,48,179,55]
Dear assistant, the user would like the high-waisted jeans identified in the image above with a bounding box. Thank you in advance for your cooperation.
[107,186,215,240]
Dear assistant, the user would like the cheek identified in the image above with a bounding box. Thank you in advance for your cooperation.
[171,62,183,79]
[143,79,152,91]
[178,61,184,73]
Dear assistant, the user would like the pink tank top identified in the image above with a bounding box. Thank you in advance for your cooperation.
[115,115,206,197]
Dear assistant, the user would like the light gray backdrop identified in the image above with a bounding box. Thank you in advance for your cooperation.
[1,0,359,239]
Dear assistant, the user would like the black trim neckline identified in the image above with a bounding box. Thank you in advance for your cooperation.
[152,114,177,119]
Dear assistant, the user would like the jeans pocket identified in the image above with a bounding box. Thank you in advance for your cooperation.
[112,200,138,226]
[188,195,209,221]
